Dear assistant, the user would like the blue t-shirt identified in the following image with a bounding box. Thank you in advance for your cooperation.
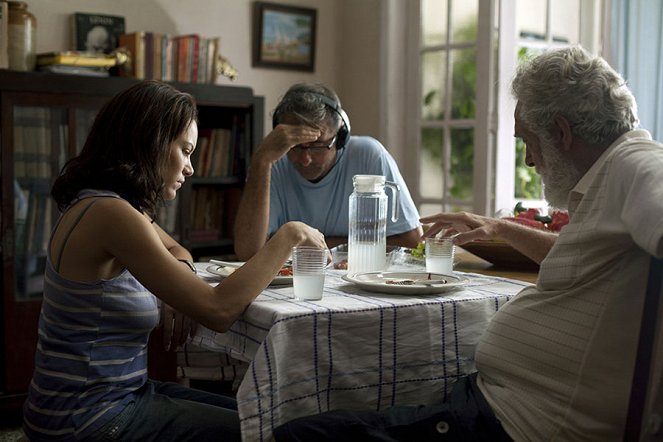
[268,136,420,237]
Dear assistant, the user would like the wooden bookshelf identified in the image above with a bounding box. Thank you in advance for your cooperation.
[0,69,264,409]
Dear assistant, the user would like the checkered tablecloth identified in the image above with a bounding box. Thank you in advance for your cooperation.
[191,269,532,442]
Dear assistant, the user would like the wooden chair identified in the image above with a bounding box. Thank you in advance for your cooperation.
[624,256,663,441]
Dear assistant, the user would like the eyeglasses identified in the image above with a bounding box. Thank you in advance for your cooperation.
[290,134,337,154]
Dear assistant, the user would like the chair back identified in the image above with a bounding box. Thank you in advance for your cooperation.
[624,256,663,441]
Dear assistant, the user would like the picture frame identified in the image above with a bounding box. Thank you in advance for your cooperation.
[72,13,125,54]
[252,2,317,72]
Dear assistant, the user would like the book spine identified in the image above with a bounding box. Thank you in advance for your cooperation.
[0,1,8,68]
[119,32,145,78]
[153,32,162,81]
[190,35,200,84]
[176,36,188,82]
[144,32,154,80]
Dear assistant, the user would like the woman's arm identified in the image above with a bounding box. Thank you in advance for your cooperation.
[98,200,325,333]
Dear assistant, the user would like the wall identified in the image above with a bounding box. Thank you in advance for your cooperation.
[27,0,383,140]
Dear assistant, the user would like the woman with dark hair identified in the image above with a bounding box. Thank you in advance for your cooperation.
[23,80,326,442]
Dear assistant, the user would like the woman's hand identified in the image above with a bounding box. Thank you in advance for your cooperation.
[277,221,328,250]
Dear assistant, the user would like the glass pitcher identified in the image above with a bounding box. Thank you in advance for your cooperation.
[348,175,400,274]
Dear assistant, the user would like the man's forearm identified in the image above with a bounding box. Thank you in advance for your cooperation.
[496,220,557,264]
[387,226,424,248]
[233,160,272,260]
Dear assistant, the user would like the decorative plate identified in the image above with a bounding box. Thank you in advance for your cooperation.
[342,271,468,295]
[205,263,293,286]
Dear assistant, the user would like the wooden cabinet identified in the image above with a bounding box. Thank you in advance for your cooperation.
[0,70,264,409]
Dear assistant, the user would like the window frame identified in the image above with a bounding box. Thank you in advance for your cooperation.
[381,0,603,218]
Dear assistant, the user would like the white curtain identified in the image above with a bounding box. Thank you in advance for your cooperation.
[610,0,663,140]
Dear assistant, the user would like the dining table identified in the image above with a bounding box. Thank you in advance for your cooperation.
[190,247,538,441]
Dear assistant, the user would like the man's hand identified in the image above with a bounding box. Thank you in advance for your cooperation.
[420,211,558,264]
[420,212,506,245]
[253,124,321,165]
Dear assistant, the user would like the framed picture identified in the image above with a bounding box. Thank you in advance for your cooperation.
[252,2,317,72]
[72,13,125,54]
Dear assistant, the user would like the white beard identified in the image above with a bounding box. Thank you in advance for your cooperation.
[538,140,584,209]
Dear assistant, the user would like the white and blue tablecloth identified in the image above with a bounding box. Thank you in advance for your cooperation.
[191,269,532,442]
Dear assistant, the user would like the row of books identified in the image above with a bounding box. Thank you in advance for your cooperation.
[189,187,225,242]
[13,108,65,179]
[15,185,54,256]
[119,32,220,83]
[195,125,247,178]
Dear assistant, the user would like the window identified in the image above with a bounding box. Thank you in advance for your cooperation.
[497,0,585,213]
[396,0,601,218]
[406,0,494,217]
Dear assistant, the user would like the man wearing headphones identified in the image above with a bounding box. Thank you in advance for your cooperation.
[234,83,422,260]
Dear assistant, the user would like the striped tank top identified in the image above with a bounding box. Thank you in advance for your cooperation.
[23,190,159,441]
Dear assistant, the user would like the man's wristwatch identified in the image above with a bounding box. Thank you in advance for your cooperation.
[178,259,197,274]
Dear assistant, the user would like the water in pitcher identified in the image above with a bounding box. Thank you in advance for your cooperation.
[348,241,386,274]
[348,175,399,275]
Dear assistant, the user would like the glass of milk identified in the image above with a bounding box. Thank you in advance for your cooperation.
[292,246,328,301]
[425,237,455,274]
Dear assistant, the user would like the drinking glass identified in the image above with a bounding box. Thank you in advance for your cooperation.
[292,246,327,300]
[425,237,455,274]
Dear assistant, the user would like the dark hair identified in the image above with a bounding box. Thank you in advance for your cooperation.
[51,80,198,216]
[272,83,342,129]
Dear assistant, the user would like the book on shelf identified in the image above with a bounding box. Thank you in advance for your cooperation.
[14,108,54,179]
[0,1,9,68]
[157,197,179,237]
[119,31,146,79]
[38,64,111,77]
[72,12,125,54]
[36,51,118,68]
[189,187,224,240]
[223,188,243,239]
[195,128,238,177]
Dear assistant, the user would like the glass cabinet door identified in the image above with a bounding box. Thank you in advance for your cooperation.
[12,105,97,301]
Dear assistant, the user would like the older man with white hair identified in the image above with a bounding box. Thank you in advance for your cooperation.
[273,46,663,441]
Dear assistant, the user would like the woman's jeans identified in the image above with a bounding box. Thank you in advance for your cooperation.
[83,379,240,442]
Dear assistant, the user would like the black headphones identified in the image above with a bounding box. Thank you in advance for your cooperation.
[272,92,352,149]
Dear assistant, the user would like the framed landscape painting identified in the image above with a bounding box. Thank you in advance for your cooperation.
[252,2,317,72]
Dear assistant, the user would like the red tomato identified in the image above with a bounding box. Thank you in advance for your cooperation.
[503,216,547,230]
[516,208,541,220]
[548,211,570,232]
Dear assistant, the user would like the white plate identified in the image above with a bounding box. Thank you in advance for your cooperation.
[205,263,293,286]
[342,271,468,295]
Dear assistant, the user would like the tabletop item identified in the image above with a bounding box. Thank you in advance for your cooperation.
[342,271,468,294]
[348,175,400,274]
[425,237,455,274]
[205,261,294,285]
[192,270,531,441]
[460,239,539,270]
[291,246,327,300]
[7,1,36,71]
[331,243,403,270]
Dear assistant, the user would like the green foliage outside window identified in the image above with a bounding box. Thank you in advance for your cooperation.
[514,47,543,199]
[421,31,544,203]
[420,24,475,201]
